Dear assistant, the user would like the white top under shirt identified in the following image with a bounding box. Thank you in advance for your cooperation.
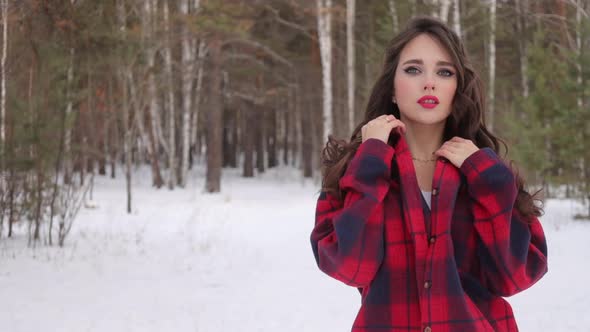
[421,190,432,210]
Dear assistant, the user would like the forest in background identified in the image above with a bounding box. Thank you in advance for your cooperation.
[0,0,588,246]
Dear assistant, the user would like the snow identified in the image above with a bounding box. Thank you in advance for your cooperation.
[0,166,588,332]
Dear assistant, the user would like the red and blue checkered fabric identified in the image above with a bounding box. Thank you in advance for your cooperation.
[311,137,548,332]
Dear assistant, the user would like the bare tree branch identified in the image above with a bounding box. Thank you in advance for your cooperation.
[222,38,293,68]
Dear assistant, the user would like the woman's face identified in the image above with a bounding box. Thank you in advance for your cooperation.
[393,33,457,128]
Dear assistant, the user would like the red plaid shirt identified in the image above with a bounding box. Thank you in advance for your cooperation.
[311,137,548,332]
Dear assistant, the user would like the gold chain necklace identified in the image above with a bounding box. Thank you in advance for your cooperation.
[412,154,437,163]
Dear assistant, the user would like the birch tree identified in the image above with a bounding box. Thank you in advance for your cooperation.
[575,0,585,109]
[439,0,451,23]
[0,0,7,238]
[431,0,439,20]
[62,0,81,185]
[452,0,461,38]
[346,0,355,132]
[1,0,6,160]
[191,40,206,164]
[575,0,589,216]
[117,0,132,213]
[143,0,164,188]
[515,0,529,98]
[388,0,399,35]
[488,0,496,132]
[205,36,222,192]
[64,46,75,184]
[179,0,195,187]
[317,0,333,143]
[163,0,176,189]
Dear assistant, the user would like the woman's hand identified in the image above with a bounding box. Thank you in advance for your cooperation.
[361,114,406,144]
[434,136,479,168]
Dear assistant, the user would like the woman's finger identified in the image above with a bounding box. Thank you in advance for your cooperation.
[450,136,465,143]
[442,142,459,150]
[388,118,403,128]
[389,119,406,133]
[434,147,448,158]
[444,144,461,153]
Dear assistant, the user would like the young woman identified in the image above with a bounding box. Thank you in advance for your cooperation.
[310,16,548,332]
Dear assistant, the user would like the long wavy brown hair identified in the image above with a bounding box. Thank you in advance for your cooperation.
[321,16,543,221]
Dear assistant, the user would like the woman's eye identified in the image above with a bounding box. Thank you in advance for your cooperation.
[439,69,454,77]
[404,67,420,74]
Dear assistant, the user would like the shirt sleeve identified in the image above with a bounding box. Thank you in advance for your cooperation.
[310,138,394,287]
[460,147,549,297]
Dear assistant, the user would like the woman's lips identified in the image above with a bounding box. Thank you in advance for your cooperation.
[419,102,438,109]
[417,95,439,109]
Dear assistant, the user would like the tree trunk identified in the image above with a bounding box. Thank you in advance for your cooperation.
[267,108,277,168]
[515,0,529,99]
[0,0,7,234]
[230,108,238,167]
[282,86,293,166]
[32,152,44,245]
[362,0,375,112]
[118,0,132,213]
[179,0,196,187]
[439,0,451,23]
[191,40,206,167]
[333,18,345,139]
[243,101,254,177]
[127,69,162,188]
[64,47,75,184]
[301,71,313,178]
[7,173,14,237]
[122,80,132,212]
[431,0,439,19]
[102,118,110,177]
[388,0,399,34]
[49,78,69,246]
[488,0,496,132]
[110,115,117,179]
[347,0,356,133]
[124,104,132,213]
[575,0,583,109]
[317,0,333,143]
[255,107,265,174]
[452,0,461,38]
[223,106,237,167]
[163,0,176,190]
[205,37,223,192]
[1,0,7,159]
[144,0,164,188]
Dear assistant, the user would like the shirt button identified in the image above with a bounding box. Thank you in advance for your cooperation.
[424,281,431,289]
[429,236,436,244]
[424,327,432,332]
[432,188,438,196]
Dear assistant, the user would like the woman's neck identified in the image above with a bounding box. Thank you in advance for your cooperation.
[403,122,445,160]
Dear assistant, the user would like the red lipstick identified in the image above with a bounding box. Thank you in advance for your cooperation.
[417,95,439,109]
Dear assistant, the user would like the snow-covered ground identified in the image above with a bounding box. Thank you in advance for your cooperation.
[0,166,588,332]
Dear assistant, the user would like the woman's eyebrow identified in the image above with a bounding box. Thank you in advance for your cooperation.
[401,59,455,67]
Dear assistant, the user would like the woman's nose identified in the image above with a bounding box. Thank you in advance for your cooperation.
[424,82,435,91]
